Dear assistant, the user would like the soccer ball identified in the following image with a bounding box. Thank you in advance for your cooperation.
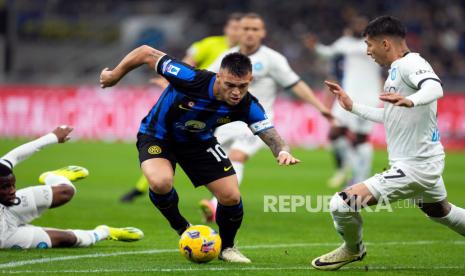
[179,225,221,263]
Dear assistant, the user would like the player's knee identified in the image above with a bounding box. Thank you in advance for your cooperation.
[51,185,75,208]
[420,200,451,218]
[146,175,173,193]
[352,133,369,147]
[329,192,357,214]
[217,190,241,206]
[328,127,347,141]
[229,150,248,163]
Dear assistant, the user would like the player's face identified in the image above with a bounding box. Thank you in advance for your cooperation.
[239,17,266,48]
[0,174,16,207]
[365,35,389,67]
[224,20,241,46]
[217,69,253,105]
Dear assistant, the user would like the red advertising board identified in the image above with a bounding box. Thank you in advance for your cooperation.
[1,85,464,150]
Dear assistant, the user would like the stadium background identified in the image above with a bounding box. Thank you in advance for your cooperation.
[1,0,465,274]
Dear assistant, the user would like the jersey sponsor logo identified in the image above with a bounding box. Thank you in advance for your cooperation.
[223,165,233,172]
[249,119,273,134]
[178,101,195,111]
[253,62,264,71]
[415,69,432,75]
[216,117,231,124]
[148,145,162,155]
[167,64,180,76]
[184,120,206,132]
[390,68,397,80]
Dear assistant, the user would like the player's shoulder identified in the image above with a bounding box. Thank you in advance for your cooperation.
[256,45,289,64]
[398,53,432,69]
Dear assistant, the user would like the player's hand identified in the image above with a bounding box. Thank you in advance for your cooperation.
[100,68,119,88]
[52,125,73,143]
[277,151,300,166]
[324,80,353,111]
[379,93,414,107]
[149,76,169,89]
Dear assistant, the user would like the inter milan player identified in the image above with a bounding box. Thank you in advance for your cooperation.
[100,47,300,263]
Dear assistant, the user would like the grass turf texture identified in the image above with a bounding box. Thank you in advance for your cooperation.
[0,139,464,275]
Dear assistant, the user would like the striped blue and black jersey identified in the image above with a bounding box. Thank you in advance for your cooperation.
[139,55,273,142]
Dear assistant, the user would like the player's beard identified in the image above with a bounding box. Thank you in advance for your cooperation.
[2,196,21,207]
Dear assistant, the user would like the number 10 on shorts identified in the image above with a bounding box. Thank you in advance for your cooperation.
[206,144,228,162]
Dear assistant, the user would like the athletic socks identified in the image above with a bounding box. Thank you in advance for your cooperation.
[216,199,244,250]
[351,142,373,183]
[231,161,244,185]
[330,193,364,253]
[429,204,465,236]
[72,228,108,247]
[149,188,190,235]
[332,137,350,170]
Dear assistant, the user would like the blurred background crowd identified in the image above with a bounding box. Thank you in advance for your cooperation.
[1,0,464,91]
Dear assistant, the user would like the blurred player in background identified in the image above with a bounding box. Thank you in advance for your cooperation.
[100,46,300,263]
[0,126,143,249]
[311,15,465,271]
[201,13,333,222]
[120,13,243,203]
[304,16,382,188]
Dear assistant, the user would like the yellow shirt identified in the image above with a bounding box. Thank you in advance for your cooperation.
[187,36,229,69]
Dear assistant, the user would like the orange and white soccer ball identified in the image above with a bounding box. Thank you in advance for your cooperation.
[179,225,221,263]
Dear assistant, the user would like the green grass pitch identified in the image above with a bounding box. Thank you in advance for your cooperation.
[0,139,464,275]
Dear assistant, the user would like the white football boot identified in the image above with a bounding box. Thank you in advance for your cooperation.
[311,243,366,271]
[219,247,251,263]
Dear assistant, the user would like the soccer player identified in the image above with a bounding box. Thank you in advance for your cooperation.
[0,126,144,249]
[120,13,243,203]
[311,15,465,271]
[100,46,300,263]
[304,16,382,188]
[202,13,332,222]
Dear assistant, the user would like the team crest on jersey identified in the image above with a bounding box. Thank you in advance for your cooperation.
[167,64,180,76]
[390,68,397,80]
[253,62,263,71]
[184,120,206,132]
[148,145,162,155]
[217,117,231,124]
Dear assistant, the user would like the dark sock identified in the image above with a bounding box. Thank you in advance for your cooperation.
[149,188,189,235]
[216,199,243,250]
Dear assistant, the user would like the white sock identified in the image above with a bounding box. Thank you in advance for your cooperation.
[44,174,76,192]
[329,193,363,253]
[72,228,109,247]
[351,143,373,183]
[231,161,244,185]
[429,204,465,236]
[332,137,350,171]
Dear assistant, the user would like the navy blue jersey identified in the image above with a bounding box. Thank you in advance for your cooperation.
[139,55,273,142]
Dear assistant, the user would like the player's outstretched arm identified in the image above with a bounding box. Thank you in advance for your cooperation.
[100,45,166,88]
[291,81,333,122]
[258,128,300,166]
[0,126,73,169]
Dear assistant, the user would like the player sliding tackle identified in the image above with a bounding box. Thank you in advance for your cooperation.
[0,126,144,249]
[311,15,465,271]
[100,46,299,263]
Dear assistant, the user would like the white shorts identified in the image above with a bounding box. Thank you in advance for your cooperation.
[0,186,53,249]
[214,121,265,157]
[364,159,447,204]
[332,102,374,135]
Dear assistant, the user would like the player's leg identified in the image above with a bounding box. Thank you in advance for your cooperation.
[206,175,250,263]
[120,174,149,203]
[349,132,373,185]
[418,177,465,236]
[328,126,351,188]
[311,182,373,270]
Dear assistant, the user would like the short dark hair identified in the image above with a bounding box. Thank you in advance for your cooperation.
[242,12,266,28]
[220,52,252,77]
[227,12,243,22]
[0,163,12,177]
[362,15,406,38]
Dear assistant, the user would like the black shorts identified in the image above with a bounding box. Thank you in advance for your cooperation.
[136,133,236,187]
